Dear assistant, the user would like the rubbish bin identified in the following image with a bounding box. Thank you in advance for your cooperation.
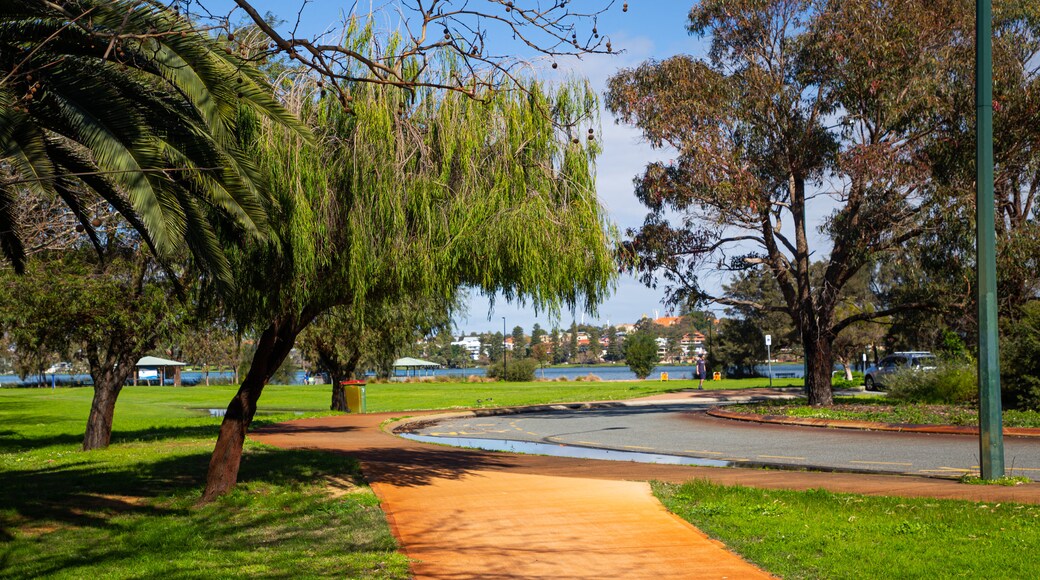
[341,380,366,414]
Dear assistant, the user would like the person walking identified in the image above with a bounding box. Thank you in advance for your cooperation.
[696,355,707,390]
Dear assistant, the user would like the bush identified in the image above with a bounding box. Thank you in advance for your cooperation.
[574,373,601,382]
[624,331,659,379]
[486,357,538,382]
[1002,301,1040,410]
[831,371,864,390]
[887,362,978,404]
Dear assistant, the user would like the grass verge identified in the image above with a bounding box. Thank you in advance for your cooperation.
[654,479,1040,579]
[734,396,1040,428]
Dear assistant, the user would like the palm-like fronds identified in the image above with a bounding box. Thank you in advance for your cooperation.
[0,0,307,277]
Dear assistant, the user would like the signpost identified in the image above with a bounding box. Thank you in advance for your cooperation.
[765,334,772,388]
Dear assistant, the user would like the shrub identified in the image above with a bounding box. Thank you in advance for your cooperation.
[624,331,659,379]
[1002,301,1040,410]
[574,373,601,382]
[486,357,538,381]
[887,362,978,404]
[831,371,864,390]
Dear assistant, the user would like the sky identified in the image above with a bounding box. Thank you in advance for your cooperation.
[199,1,725,333]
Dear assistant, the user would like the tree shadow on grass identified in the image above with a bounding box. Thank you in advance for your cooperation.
[0,444,366,541]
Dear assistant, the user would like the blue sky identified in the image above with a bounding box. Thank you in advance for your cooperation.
[205,1,712,333]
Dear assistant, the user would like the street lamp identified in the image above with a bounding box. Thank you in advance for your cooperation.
[976,0,1005,479]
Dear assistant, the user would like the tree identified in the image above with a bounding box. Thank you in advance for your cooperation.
[2,0,304,278]
[604,326,623,362]
[624,330,658,380]
[201,51,616,500]
[0,249,178,449]
[606,0,973,405]
[511,325,527,358]
[179,321,240,386]
[550,328,566,364]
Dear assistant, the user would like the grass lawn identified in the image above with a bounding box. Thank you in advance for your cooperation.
[0,377,788,577]
[0,387,408,579]
[736,396,1040,428]
[655,479,1040,579]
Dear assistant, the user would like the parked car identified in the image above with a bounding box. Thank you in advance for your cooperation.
[864,352,937,391]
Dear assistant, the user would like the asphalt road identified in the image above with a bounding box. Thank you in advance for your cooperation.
[408,404,1040,480]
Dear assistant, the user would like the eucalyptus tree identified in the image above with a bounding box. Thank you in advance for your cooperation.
[1,0,304,278]
[202,57,616,499]
[606,0,986,405]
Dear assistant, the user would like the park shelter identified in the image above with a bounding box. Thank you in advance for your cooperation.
[392,357,441,378]
[135,356,186,386]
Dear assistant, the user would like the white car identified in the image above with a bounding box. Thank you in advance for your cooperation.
[864,352,936,391]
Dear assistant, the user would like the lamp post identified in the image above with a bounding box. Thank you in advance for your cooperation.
[976,0,1005,479]
[502,316,507,380]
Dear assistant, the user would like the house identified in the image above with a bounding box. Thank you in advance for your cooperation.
[451,336,483,361]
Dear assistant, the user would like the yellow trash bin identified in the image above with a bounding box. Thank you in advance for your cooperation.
[341,380,366,414]
[660,372,668,381]
[713,372,721,381]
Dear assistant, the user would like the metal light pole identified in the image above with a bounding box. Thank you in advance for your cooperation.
[502,316,507,380]
[976,0,1005,479]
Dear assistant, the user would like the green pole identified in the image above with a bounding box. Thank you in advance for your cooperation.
[976,0,1005,479]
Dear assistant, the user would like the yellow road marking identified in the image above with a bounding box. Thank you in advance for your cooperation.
[758,455,806,460]
[526,432,539,436]
[849,460,913,466]
[577,441,601,446]
[623,445,655,450]
[721,457,748,462]
[1005,466,1040,472]
[936,466,975,471]
[684,450,724,455]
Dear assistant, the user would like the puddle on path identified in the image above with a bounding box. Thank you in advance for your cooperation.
[400,433,735,467]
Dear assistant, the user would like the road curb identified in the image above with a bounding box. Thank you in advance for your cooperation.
[707,408,1040,438]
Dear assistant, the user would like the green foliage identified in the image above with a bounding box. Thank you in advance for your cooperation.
[0,1,305,277]
[887,362,978,405]
[713,317,765,378]
[831,372,864,390]
[655,479,1040,579]
[486,357,539,382]
[0,250,176,380]
[624,331,659,379]
[1002,301,1040,410]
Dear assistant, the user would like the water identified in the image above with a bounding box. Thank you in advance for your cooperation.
[1,364,811,387]
[400,433,735,467]
[399,363,807,381]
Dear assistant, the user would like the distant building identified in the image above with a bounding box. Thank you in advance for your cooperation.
[655,316,683,327]
[451,336,483,361]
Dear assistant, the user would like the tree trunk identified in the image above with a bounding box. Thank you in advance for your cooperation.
[201,317,302,502]
[330,382,347,412]
[82,369,127,450]
[803,332,835,406]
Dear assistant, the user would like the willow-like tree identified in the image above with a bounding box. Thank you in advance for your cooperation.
[606,0,982,405]
[201,44,615,500]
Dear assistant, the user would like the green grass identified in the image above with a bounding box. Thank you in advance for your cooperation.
[654,479,1040,579]
[0,377,791,577]
[738,396,1040,428]
[0,387,408,578]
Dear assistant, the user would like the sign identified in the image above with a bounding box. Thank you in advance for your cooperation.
[765,334,772,346]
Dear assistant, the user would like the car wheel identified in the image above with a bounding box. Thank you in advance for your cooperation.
[864,376,876,391]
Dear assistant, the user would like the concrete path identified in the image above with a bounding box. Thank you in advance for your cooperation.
[250,391,1040,579]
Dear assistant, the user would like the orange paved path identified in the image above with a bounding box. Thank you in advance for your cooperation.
[251,391,1040,579]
